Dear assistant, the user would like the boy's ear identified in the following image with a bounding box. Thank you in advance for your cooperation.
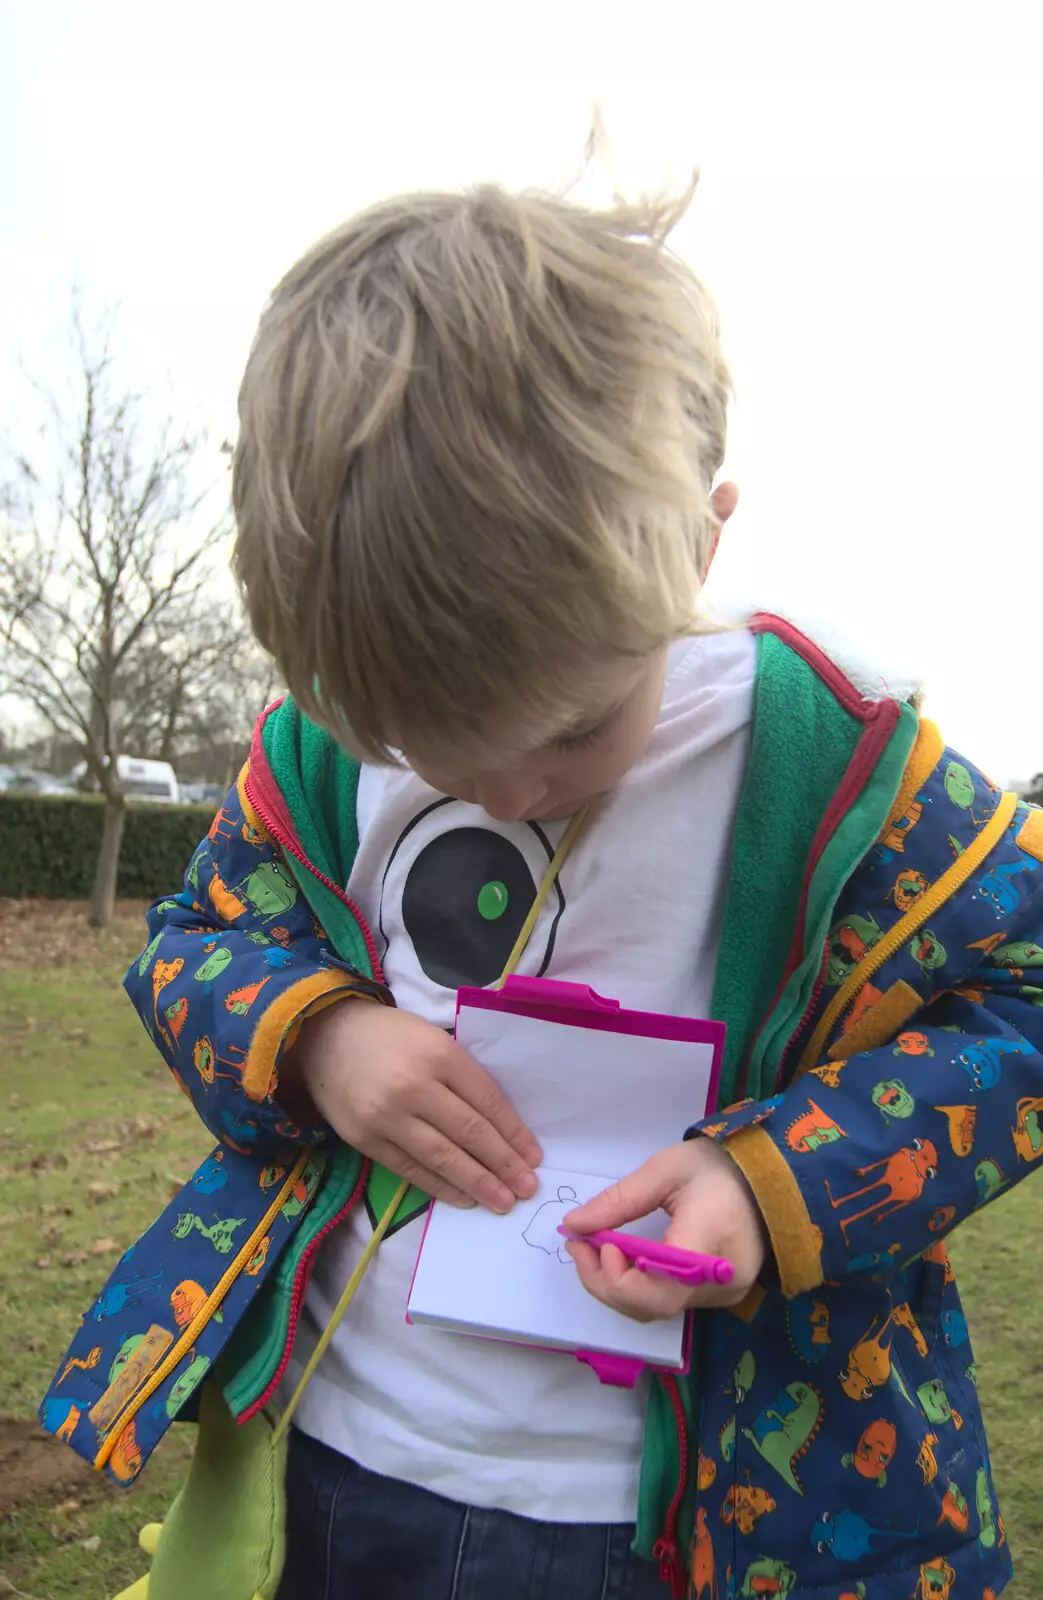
[710,480,739,527]
[706,480,739,573]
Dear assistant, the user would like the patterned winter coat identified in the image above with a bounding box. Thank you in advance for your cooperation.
[40,617,1043,1600]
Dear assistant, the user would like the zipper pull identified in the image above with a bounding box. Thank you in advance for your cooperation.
[652,1537,686,1598]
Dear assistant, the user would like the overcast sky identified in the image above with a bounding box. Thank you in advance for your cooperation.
[2,0,1041,782]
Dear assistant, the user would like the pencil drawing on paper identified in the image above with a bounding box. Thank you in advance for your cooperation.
[521,1184,580,1263]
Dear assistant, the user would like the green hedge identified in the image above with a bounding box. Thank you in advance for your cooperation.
[0,793,217,900]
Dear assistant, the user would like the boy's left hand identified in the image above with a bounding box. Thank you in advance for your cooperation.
[564,1138,768,1322]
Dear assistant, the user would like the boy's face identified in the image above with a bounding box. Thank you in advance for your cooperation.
[409,652,671,823]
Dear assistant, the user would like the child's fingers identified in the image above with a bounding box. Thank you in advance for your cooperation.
[568,1236,747,1319]
[420,1082,539,1200]
[566,1240,691,1323]
[394,1118,522,1213]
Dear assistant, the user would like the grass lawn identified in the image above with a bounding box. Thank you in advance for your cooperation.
[0,900,210,1600]
[0,897,1040,1596]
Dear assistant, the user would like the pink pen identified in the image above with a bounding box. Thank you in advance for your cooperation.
[557,1227,734,1287]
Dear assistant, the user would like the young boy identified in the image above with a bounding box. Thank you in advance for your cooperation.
[42,183,1043,1600]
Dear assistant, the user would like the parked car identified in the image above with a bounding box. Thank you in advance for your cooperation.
[1,767,73,795]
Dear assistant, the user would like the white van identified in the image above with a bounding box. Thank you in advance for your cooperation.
[117,756,181,803]
[71,756,182,804]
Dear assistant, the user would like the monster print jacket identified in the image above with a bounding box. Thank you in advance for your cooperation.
[41,617,1043,1600]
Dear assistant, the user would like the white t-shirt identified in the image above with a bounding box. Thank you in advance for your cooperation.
[287,629,755,1523]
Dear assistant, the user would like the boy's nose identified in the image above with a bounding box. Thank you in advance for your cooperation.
[474,773,548,822]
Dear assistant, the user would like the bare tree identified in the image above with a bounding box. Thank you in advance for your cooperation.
[114,600,266,766]
[0,297,230,927]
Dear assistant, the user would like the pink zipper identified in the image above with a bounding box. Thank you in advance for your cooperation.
[243,763,385,986]
[651,1373,689,1599]
[239,1157,373,1424]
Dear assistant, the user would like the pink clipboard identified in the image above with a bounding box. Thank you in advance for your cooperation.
[406,977,726,1388]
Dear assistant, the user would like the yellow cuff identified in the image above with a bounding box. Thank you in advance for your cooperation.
[242,973,370,1101]
[723,1125,824,1297]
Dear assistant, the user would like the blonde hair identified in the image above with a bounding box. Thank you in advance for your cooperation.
[233,181,731,766]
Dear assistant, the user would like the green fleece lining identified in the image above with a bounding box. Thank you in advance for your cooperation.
[260,702,372,977]
[708,631,862,1109]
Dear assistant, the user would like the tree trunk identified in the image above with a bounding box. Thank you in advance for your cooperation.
[90,795,126,928]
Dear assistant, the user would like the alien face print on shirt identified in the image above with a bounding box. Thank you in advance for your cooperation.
[375,797,569,1030]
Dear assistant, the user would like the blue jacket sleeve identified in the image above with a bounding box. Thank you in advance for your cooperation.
[692,798,1043,1297]
[123,775,387,1153]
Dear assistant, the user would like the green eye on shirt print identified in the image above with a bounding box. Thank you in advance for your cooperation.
[377,799,568,993]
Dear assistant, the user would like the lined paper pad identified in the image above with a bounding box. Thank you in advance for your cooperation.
[407,1006,717,1366]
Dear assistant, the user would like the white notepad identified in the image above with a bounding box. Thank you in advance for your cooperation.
[406,983,723,1375]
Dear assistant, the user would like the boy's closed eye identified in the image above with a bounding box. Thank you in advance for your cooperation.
[550,718,611,754]
[547,692,630,755]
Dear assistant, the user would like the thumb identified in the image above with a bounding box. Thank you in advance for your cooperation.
[565,1148,686,1233]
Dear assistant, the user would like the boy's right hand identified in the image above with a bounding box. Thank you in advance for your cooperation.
[290,1001,542,1213]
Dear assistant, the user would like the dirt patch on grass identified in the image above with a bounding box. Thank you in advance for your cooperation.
[0,1419,106,1521]
[0,900,150,975]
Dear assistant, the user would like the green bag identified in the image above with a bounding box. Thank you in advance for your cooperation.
[137,1383,288,1600]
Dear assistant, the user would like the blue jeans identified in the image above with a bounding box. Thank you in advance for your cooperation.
[277,1429,672,1600]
